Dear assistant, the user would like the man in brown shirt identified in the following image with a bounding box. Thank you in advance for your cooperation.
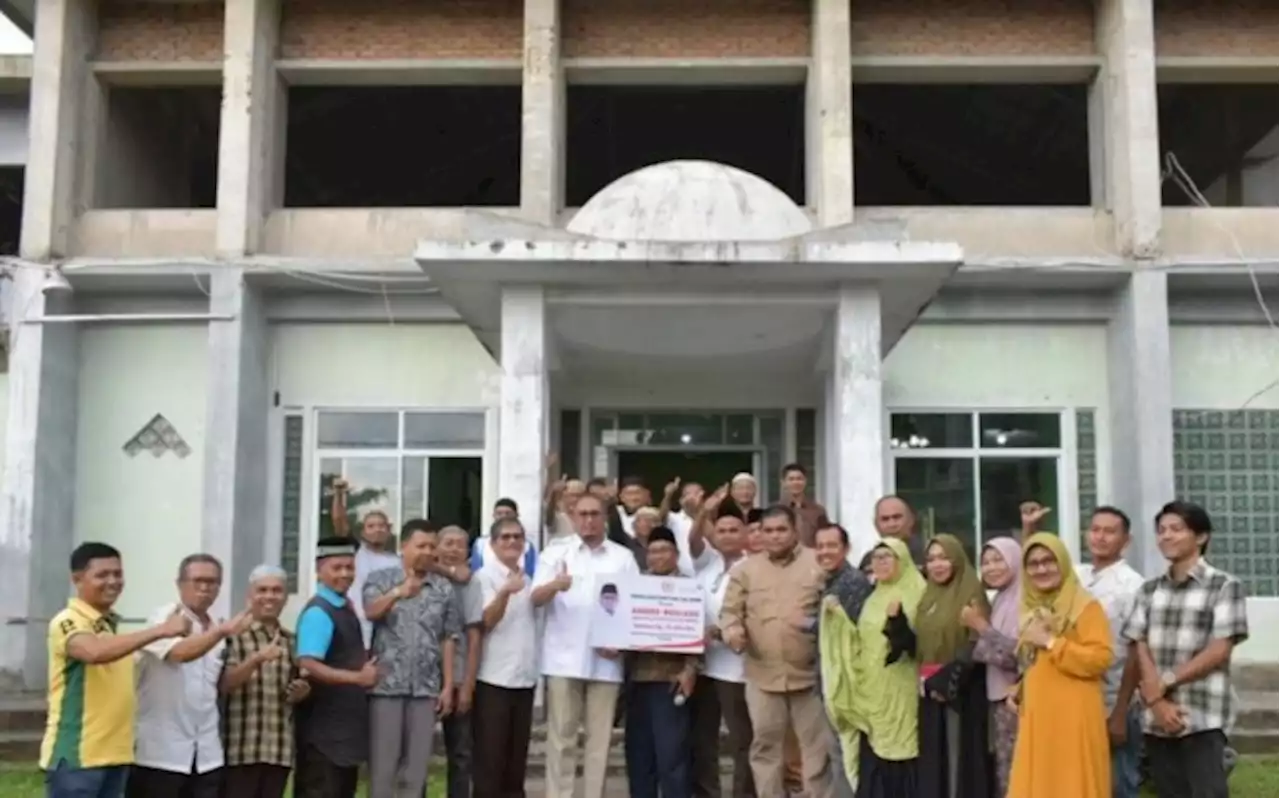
[781,463,830,548]
[623,526,700,797]
[720,505,836,798]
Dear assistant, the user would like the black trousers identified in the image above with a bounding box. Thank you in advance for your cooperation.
[293,743,359,798]
[1145,730,1229,798]
[689,676,723,798]
[443,707,474,798]
[471,682,535,798]
[125,764,221,798]
[220,764,290,798]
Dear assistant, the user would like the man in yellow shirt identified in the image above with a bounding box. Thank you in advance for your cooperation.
[42,542,190,798]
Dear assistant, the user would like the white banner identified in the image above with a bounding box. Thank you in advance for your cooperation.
[586,572,706,654]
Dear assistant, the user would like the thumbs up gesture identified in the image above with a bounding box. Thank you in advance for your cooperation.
[552,560,573,592]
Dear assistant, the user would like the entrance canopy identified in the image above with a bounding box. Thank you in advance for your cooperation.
[415,161,962,370]
[414,160,964,557]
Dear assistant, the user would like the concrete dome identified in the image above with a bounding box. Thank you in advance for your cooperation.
[566,160,812,242]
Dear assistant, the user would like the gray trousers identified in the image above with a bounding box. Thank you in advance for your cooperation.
[368,695,438,798]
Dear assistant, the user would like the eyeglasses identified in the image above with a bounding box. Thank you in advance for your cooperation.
[575,510,602,519]
[1025,556,1059,572]
[497,533,525,542]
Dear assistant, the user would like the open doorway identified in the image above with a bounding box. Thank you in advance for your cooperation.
[616,450,756,502]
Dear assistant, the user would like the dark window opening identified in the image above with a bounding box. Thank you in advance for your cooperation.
[854,84,1092,206]
[1157,84,1277,208]
[566,86,805,208]
[284,87,521,207]
[0,166,22,255]
[96,87,220,209]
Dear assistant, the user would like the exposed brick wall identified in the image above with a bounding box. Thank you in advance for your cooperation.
[279,0,523,60]
[850,0,1095,57]
[562,0,810,59]
[95,1,225,62]
[1154,0,1278,58]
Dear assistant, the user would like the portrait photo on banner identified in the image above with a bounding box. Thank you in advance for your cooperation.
[587,572,706,654]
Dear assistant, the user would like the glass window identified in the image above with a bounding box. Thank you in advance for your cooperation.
[890,411,1065,557]
[894,457,977,554]
[890,413,972,450]
[980,457,1058,537]
[646,413,724,446]
[429,457,484,539]
[404,411,485,450]
[979,413,1061,449]
[317,411,399,449]
[559,409,582,479]
[726,414,755,445]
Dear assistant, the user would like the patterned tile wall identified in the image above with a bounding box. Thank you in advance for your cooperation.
[1173,409,1280,597]
[281,415,305,593]
[1076,409,1098,562]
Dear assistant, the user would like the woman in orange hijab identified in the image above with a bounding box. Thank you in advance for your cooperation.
[1008,533,1113,798]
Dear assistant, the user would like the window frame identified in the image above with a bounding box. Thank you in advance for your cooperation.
[268,405,493,597]
[885,408,1080,561]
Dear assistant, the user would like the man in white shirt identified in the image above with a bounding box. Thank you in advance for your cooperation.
[472,517,540,797]
[1076,505,1148,798]
[532,493,640,798]
[128,554,252,798]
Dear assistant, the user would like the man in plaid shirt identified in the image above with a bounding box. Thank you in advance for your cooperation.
[1122,500,1248,798]
[220,565,311,798]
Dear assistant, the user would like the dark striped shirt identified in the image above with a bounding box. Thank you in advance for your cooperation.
[221,624,295,768]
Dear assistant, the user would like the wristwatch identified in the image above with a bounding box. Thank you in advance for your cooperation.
[1160,670,1178,694]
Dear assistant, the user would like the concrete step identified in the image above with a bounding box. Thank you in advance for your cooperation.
[1235,664,1278,693]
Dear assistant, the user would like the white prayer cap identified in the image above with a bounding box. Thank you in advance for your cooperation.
[248,564,287,585]
[730,472,757,486]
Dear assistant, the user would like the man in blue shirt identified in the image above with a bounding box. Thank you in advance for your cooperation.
[470,498,538,577]
[294,537,379,798]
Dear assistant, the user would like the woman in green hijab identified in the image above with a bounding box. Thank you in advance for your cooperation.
[820,537,926,797]
[915,534,994,798]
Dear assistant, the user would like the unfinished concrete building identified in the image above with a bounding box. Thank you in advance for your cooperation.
[0,0,1276,692]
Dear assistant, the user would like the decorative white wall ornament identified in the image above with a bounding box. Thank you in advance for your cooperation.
[123,413,192,459]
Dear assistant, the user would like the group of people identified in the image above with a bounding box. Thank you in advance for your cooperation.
[39,458,1249,798]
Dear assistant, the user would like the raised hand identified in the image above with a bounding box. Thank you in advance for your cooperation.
[218,609,254,638]
[664,477,682,498]
[552,560,573,592]
[160,608,192,638]
[501,571,527,596]
[1020,502,1052,529]
[959,600,987,632]
[705,484,730,510]
[399,571,423,599]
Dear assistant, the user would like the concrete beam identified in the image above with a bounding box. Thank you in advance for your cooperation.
[216,0,283,256]
[850,56,1099,84]
[519,0,563,226]
[564,58,806,86]
[20,0,95,260]
[807,0,853,227]
[0,268,79,689]
[200,270,269,618]
[276,59,522,86]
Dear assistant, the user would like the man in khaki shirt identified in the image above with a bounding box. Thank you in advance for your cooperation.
[720,505,836,798]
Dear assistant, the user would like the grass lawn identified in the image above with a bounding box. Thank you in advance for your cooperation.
[0,757,1275,796]
[0,765,448,797]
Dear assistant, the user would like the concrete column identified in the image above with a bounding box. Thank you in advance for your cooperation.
[20,0,96,260]
[806,0,854,227]
[0,269,79,689]
[1092,0,1162,258]
[520,0,564,226]
[201,270,270,617]
[499,286,549,543]
[1107,271,1175,576]
[217,0,283,256]
[831,286,885,560]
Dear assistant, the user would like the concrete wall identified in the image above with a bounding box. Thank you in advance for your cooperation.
[73,325,209,625]
[1205,127,1278,209]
